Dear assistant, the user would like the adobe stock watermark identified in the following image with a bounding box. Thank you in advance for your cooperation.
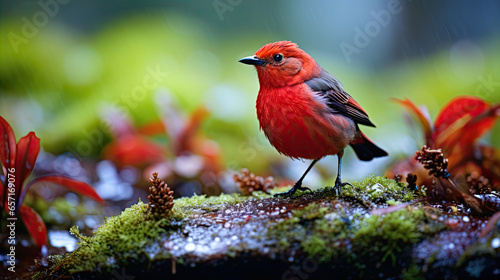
[8,0,71,54]
[5,168,17,273]
[66,65,169,160]
[213,0,243,21]
[111,268,135,280]
[475,74,500,98]
[282,254,319,280]
[225,135,269,172]
[340,0,404,63]
[217,135,270,193]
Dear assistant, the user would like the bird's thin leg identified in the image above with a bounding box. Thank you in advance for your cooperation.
[274,159,319,198]
[334,154,352,195]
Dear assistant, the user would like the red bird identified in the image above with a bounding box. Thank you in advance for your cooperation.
[239,41,388,197]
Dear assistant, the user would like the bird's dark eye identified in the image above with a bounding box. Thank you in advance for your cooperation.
[273,54,284,63]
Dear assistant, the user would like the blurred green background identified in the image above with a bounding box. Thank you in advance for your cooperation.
[1,0,499,184]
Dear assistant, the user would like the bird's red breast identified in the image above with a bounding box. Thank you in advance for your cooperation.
[257,83,356,159]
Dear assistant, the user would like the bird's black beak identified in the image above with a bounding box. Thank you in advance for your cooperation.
[239,55,267,66]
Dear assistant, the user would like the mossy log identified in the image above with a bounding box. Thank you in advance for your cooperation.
[34,176,500,280]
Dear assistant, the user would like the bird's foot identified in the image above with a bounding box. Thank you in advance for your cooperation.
[334,178,352,195]
[274,182,312,198]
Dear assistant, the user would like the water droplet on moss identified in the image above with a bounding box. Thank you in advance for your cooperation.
[185,243,196,252]
[492,237,500,249]
[369,183,384,193]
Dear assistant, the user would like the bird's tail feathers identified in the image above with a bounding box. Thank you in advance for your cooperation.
[350,132,388,161]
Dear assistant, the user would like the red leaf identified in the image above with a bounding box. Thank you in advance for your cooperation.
[138,119,167,136]
[433,97,495,148]
[198,139,223,173]
[22,175,104,204]
[433,97,500,168]
[455,104,499,145]
[434,96,488,133]
[103,135,166,167]
[0,116,17,171]
[14,132,40,202]
[19,205,47,247]
[393,98,433,144]
[175,106,210,154]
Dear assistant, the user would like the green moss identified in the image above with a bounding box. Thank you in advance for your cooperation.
[267,200,444,268]
[292,203,347,261]
[343,175,417,204]
[353,208,424,265]
[37,178,449,278]
[292,203,331,220]
[302,235,326,256]
[172,193,251,219]
[32,255,67,279]
[249,190,273,199]
[401,262,425,280]
[457,231,500,268]
[266,202,351,263]
[174,193,249,208]
[39,193,255,277]
[265,176,425,265]
[52,202,175,274]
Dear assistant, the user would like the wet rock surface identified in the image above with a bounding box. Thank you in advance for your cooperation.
[33,183,500,280]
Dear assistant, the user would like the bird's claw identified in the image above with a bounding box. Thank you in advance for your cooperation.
[274,185,313,198]
[334,179,351,195]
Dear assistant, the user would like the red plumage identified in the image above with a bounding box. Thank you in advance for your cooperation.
[240,41,387,196]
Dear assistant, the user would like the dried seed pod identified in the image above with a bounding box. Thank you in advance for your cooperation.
[233,168,276,195]
[147,172,174,219]
[467,171,492,195]
[406,173,417,192]
[416,145,450,179]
